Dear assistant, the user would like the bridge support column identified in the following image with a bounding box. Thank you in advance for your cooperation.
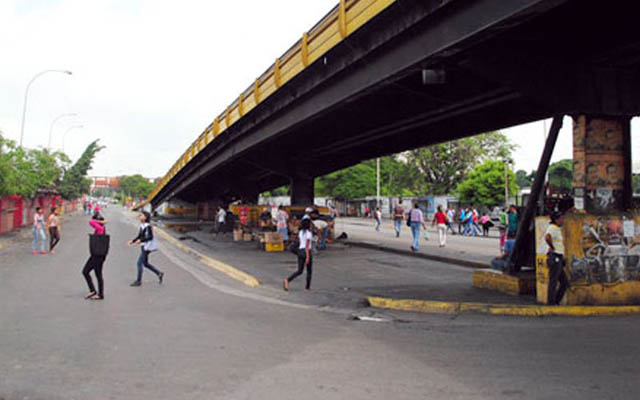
[536,114,638,305]
[291,176,314,206]
[572,115,631,214]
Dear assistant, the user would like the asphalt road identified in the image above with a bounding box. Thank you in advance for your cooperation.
[1,207,639,399]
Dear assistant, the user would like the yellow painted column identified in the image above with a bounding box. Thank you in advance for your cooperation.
[537,115,638,305]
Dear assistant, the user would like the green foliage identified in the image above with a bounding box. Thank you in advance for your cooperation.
[405,131,516,195]
[261,185,290,197]
[633,174,640,194]
[515,169,535,188]
[0,134,70,198]
[315,156,418,198]
[118,174,154,199]
[456,160,519,206]
[548,159,573,193]
[58,140,104,200]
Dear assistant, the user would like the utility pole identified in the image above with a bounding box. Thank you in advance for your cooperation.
[376,157,381,209]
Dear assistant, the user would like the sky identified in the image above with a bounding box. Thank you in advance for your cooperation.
[1,0,639,179]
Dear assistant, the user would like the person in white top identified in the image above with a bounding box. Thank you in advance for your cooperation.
[408,203,426,252]
[283,218,313,291]
[374,207,382,232]
[216,206,227,234]
[32,207,47,255]
[544,211,568,305]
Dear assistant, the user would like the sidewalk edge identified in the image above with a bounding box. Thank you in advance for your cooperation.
[367,296,640,317]
[154,226,260,288]
[345,240,489,269]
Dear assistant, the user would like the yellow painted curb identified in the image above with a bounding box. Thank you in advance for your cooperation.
[154,226,260,288]
[367,296,640,317]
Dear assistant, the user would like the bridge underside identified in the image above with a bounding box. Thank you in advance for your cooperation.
[154,0,640,206]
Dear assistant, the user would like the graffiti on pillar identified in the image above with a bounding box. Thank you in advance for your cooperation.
[567,216,640,284]
[573,116,627,214]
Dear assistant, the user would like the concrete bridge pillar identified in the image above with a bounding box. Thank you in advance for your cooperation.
[572,115,632,214]
[291,176,314,206]
[536,114,638,305]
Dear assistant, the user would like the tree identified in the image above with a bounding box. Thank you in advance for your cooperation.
[118,174,155,199]
[405,131,516,195]
[315,156,417,198]
[515,169,534,188]
[548,159,573,193]
[456,160,519,206]
[0,134,70,198]
[58,140,104,200]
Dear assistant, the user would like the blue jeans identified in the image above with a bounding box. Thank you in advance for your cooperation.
[394,219,402,236]
[318,227,329,250]
[136,249,161,282]
[410,222,421,250]
[375,219,381,231]
[277,227,289,242]
[491,258,508,272]
[32,226,46,252]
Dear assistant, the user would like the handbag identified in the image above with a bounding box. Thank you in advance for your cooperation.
[144,237,159,252]
[288,241,299,255]
[89,234,110,256]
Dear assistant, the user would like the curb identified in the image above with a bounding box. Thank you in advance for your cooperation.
[154,226,260,288]
[367,296,640,317]
[345,240,489,269]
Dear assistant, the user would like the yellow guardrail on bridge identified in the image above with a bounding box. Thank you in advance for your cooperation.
[148,0,396,203]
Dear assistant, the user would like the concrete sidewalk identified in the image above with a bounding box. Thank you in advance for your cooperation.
[155,220,535,311]
[336,218,498,268]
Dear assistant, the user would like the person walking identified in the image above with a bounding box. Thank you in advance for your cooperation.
[82,211,108,300]
[31,207,47,255]
[445,206,456,235]
[216,206,227,235]
[283,217,313,291]
[507,205,519,237]
[545,211,568,305]
[128,211,164,287]
[458,207,466,234]
[374,207,382,232]
[47,207,61,253]
[481,212,494,236]
[409,203,426,252]
[275,205,289,242]
[393,200,405,238]
[432,205,448,247]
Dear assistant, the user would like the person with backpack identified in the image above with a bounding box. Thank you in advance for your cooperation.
[82,210,108,300]
[128,211,164,287]
[283,217,313,291]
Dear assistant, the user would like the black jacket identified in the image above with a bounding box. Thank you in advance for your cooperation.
[132,224,153,243]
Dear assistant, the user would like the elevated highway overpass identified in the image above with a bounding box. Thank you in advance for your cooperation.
[148,0,640,208]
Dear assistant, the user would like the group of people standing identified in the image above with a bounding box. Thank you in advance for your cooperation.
[31,206,61,255]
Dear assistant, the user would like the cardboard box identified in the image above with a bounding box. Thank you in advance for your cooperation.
[233,230,243,242]
[265,242,285,252]
[243,233,253,242]
[264,232,283,243]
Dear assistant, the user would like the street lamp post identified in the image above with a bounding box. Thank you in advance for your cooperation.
[62,125,83,153]
[20,69,73,147]
[48,113,77,150]
[504,158,513,207]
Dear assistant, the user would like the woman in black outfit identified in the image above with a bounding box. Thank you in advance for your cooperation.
[283,217,313,291]
[128,211,164,287]
[83,211,107,300]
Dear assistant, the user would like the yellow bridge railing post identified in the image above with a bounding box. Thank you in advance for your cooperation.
[225,107,231,128]
[238,94,245,116]
[213,117,220,137]
[339,0,347,38]
[254,79,260,104]
[301,32,309,67]
[274,58,282,88]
